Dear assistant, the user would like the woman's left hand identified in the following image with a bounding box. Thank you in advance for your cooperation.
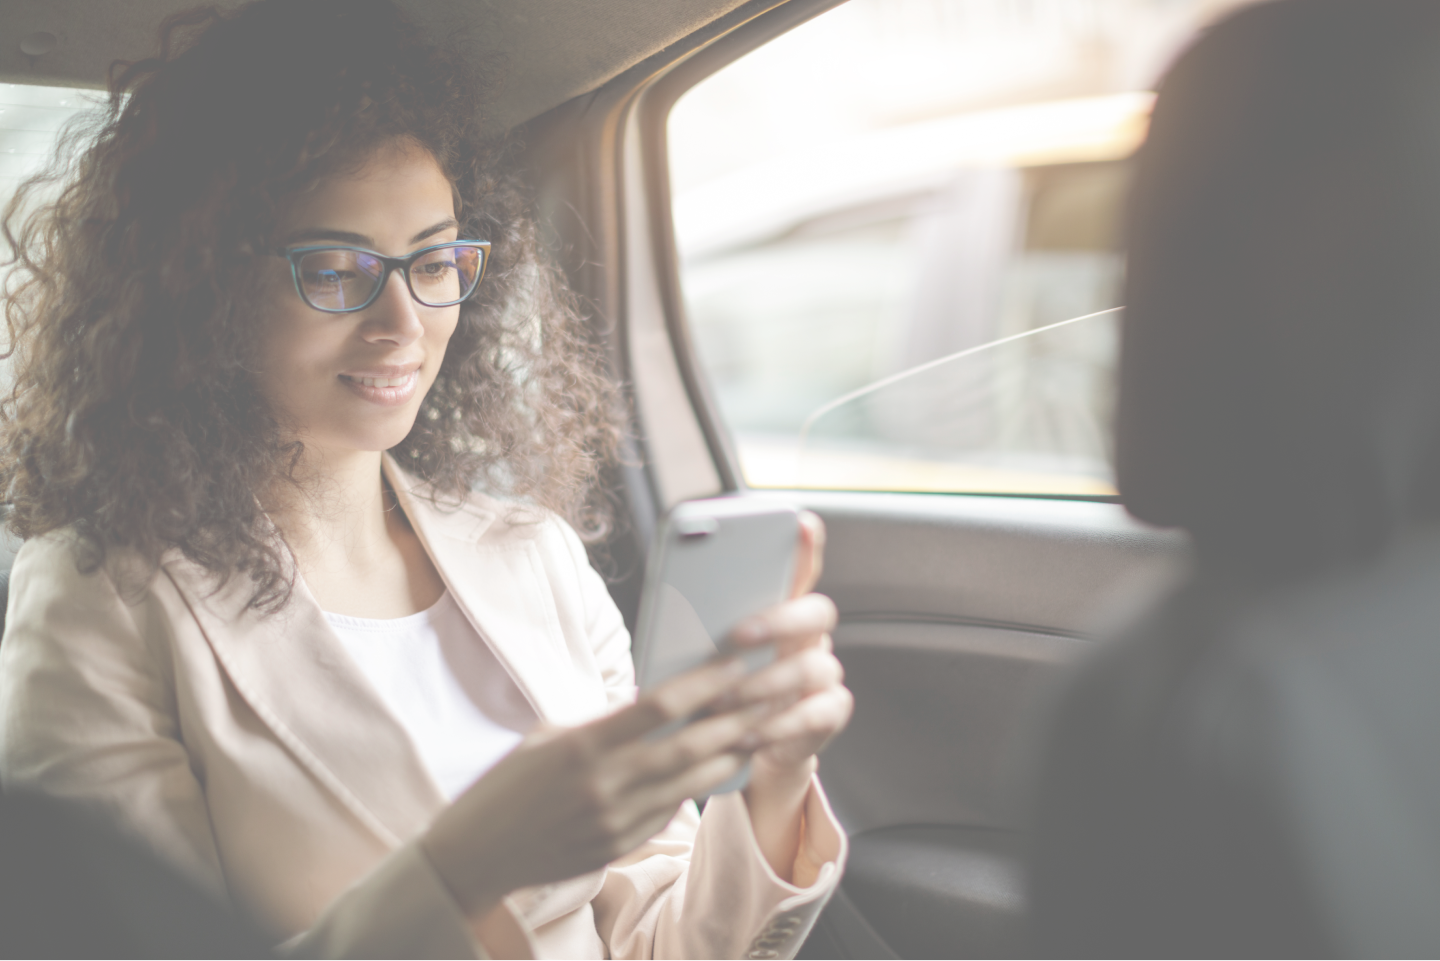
[727,511,853,881]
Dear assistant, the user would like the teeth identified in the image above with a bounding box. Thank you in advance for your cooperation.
[347,373,415,388]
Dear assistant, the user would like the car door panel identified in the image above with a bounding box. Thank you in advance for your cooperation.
[808,492,1185,632]
[807,492,1185,830]
[826,620,1081,833]
[794,492,1187,955]
[840,825,1026,959]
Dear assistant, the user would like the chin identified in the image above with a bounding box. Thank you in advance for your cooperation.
[315,414,421,456]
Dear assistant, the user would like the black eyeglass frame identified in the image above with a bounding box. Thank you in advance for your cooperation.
[274,240,491,313]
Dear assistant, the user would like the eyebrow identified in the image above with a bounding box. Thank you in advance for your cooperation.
[284,218,460,249]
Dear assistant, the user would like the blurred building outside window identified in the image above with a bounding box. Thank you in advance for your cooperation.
[669,0,1260,496]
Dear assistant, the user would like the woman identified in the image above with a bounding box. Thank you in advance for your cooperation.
[0,2,852,957]
[1026,0,1440,955]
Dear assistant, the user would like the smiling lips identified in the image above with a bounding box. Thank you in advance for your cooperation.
[338,367,420,405]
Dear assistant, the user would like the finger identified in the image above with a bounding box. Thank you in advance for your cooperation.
[563,792,690,870]
[586,657,747,750]
[790,511,826,598]
[752,686,854,747]
[663,749,750,803]
[603,747,750,861]
[614,701,770,786]
[731,593,837,654]
[629,750,751,830]
[732,647,843,707]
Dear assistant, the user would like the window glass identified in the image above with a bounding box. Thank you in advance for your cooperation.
[1,83,106,377]
[669,0,1256,496]
[0,83,102,221]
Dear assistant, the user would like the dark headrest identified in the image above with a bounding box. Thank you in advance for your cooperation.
[1117,0,1440,576]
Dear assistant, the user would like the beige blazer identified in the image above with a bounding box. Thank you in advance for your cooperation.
[0,457,845,959]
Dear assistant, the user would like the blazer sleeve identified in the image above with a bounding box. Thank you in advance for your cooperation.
[553,518,848,960]
[0,533,228,892]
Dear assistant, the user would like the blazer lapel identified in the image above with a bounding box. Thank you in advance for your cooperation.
[384,456,604,726]
[166,550,446,849]
[168,458,605,852]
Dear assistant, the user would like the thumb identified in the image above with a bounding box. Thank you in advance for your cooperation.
[790,510,826,598]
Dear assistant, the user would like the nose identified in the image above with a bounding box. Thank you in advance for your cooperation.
[358,269,425,347]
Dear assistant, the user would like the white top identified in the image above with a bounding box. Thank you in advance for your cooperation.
[325,591,536,800]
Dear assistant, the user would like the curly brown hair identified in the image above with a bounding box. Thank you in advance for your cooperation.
[0,0,622,610]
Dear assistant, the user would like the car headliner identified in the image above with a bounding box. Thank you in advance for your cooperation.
[0,0,752,132]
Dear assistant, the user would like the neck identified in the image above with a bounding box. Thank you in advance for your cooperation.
[265,445,393,563]
[261,437,444,618]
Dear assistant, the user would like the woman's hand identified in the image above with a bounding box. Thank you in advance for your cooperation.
[421,658,767,921]
[730,511,854,881]
[423,511,851,912]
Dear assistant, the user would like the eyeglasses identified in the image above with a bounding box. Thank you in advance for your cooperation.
[275,240,490,313]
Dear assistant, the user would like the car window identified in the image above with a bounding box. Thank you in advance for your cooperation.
[0,83,105,377]
[669,0,1247,497]
[0,82,103,219]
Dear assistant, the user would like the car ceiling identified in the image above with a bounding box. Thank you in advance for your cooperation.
[0,0,753,131]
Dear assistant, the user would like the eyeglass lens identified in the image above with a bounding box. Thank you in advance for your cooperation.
[297,245,484,311]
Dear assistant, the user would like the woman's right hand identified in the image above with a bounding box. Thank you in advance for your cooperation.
[420,656,764,919]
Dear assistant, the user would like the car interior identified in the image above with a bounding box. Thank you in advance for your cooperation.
[0,1,1208,957]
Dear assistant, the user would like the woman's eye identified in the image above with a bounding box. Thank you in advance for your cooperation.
[413,261,454,282]
[303,269,353,287]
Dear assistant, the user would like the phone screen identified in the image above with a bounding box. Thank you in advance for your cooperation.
[633,498,799,693]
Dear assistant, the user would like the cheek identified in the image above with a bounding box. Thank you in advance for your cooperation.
[255,299,342,412]
[422,308,462,373]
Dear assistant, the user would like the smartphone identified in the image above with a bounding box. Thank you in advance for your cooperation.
[634,497,800,691]
[632,497,800,793]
